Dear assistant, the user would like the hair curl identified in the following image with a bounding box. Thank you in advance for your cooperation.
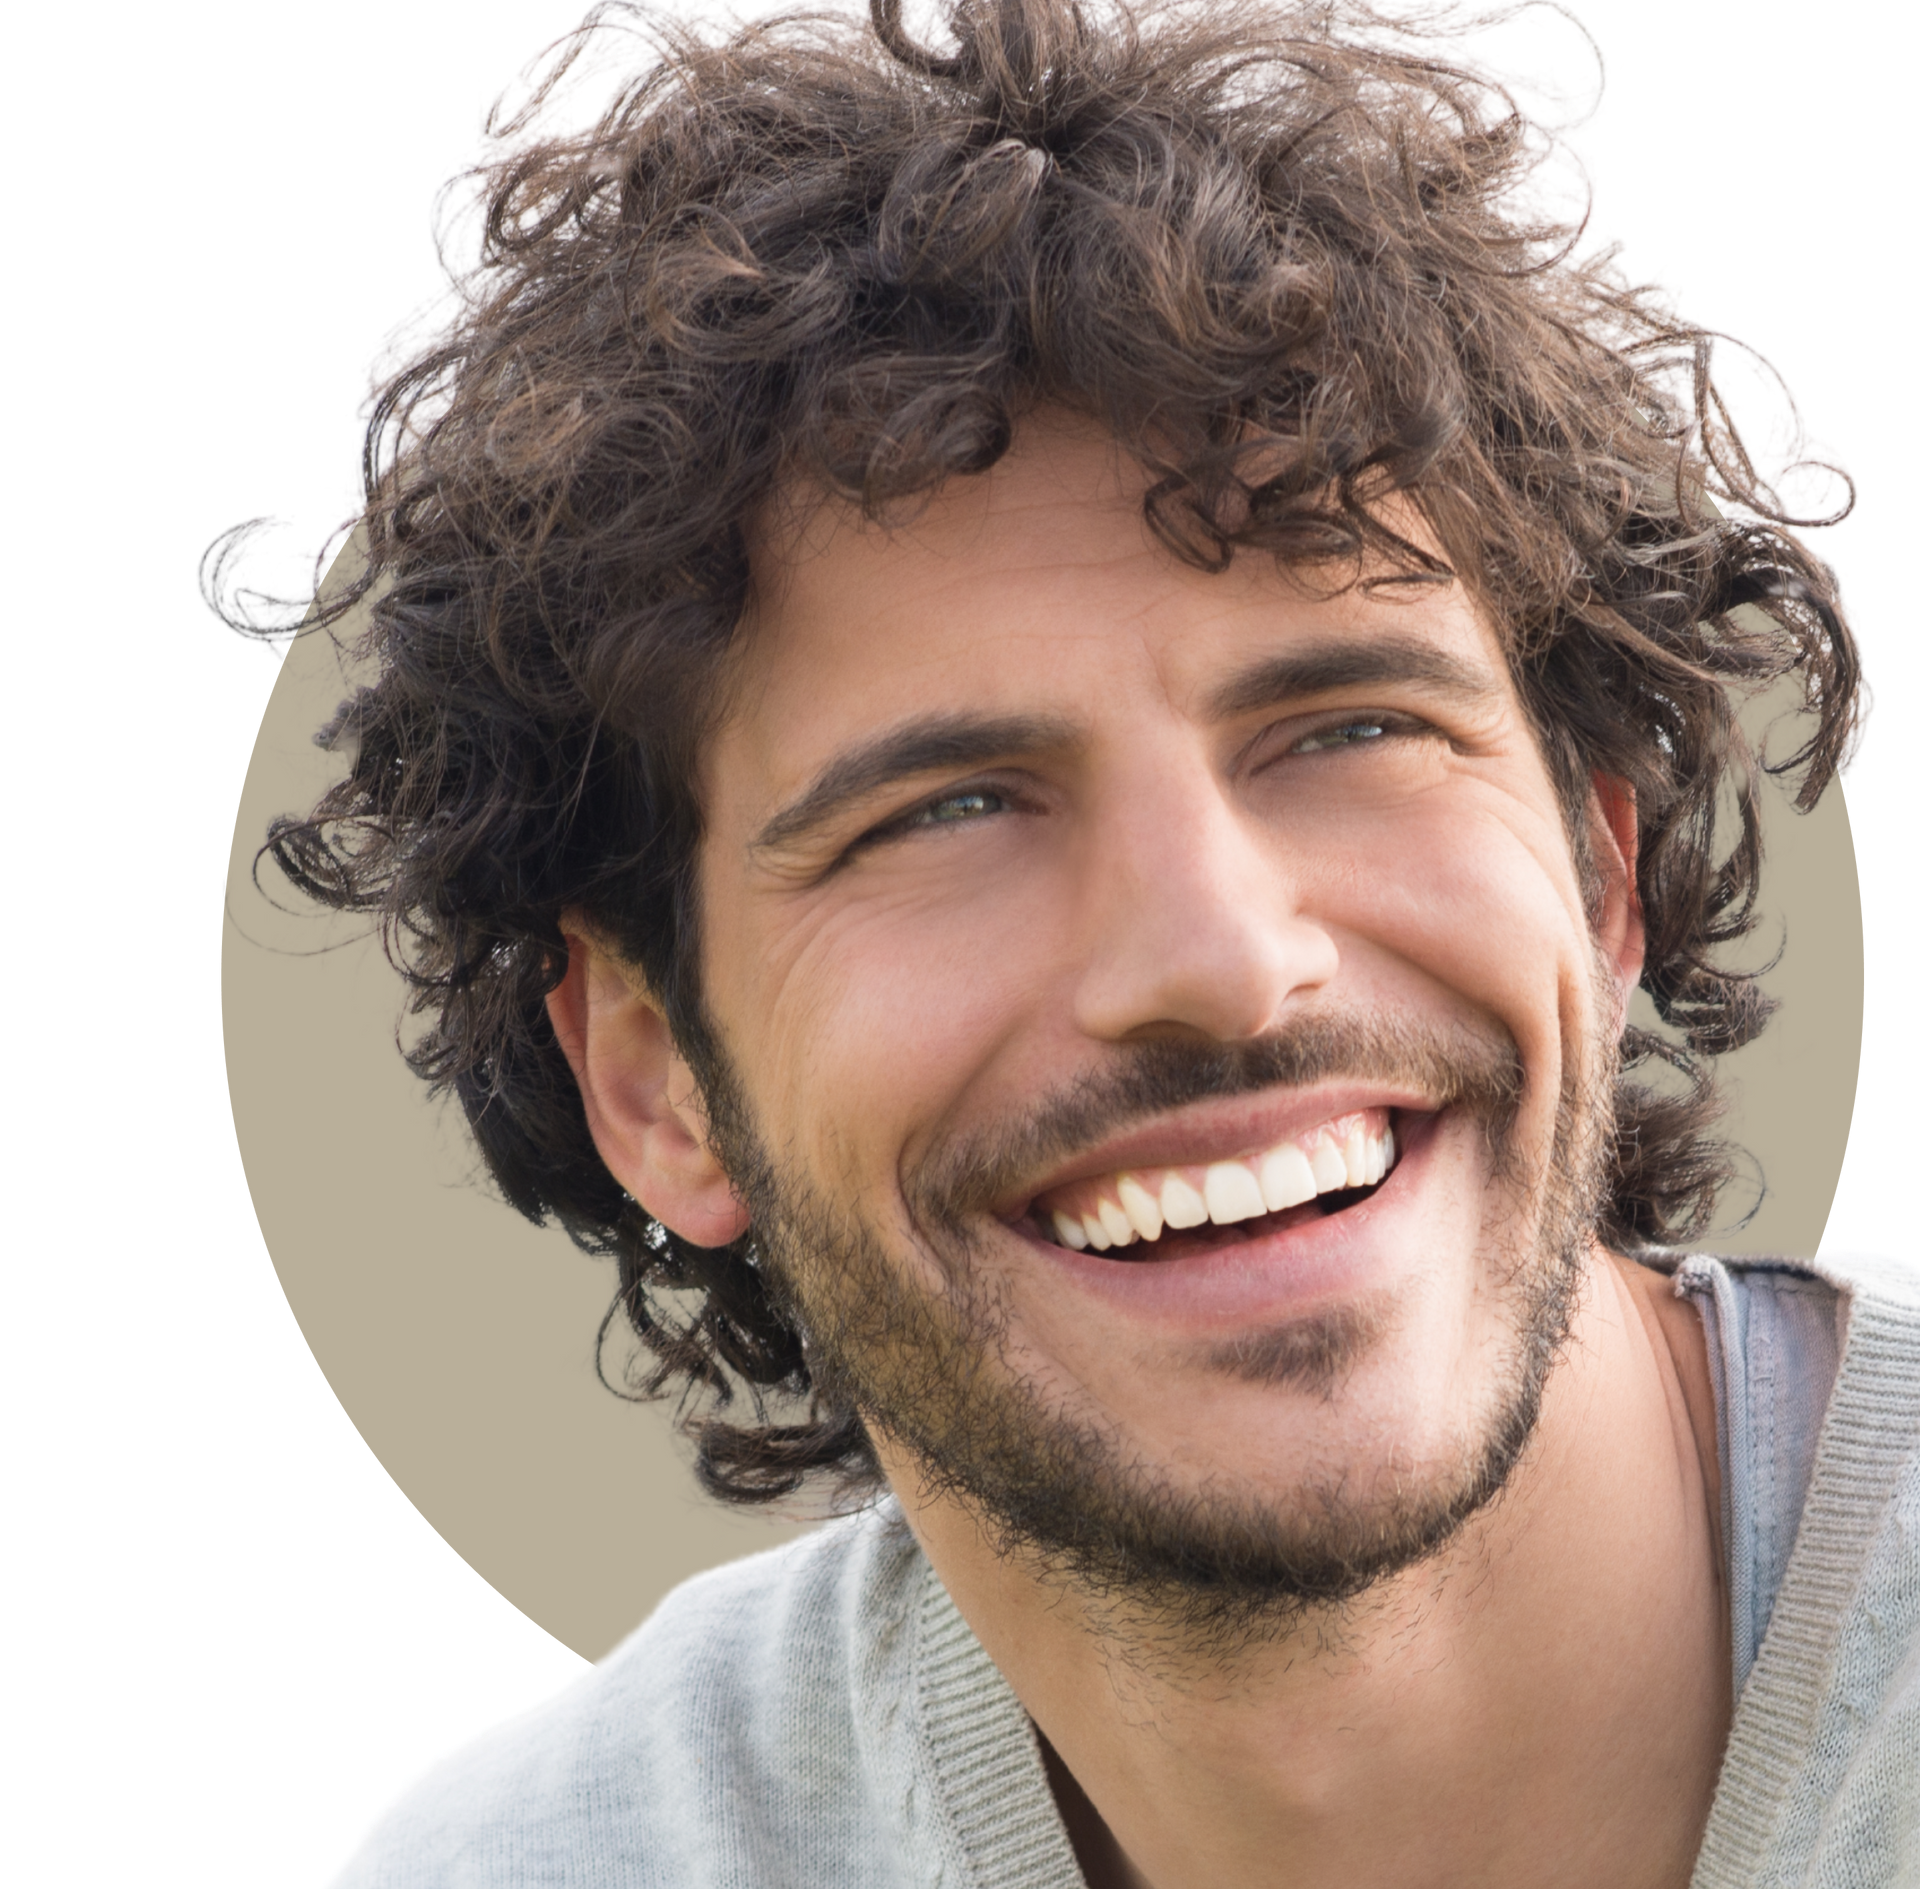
[237,0,1860,1504]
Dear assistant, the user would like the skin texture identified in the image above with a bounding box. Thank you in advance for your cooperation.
[548,416,1730,1888]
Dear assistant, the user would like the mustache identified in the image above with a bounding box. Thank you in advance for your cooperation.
[910,1008,1526,1232]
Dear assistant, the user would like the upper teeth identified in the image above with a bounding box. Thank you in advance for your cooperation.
[1041,1112,1395,1253]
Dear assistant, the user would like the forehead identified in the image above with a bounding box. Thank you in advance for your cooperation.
[714,419,1509,803]
[747,424,1183,664]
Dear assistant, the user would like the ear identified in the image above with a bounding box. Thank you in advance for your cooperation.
[1586,773,1646,1035]
[544,924,753,1249]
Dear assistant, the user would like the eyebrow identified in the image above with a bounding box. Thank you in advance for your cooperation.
[751,634,1503,856]
[1203,634,1507,721]
[751,711,1078,854]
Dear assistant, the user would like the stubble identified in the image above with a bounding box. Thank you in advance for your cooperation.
[697,1005,1615,1656]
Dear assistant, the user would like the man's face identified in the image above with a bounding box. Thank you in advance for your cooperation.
[684,418,1638,1630]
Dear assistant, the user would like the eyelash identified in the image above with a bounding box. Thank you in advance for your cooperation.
[840,783,1021,856]
[904,787,1007,827]
[1290,717,1389,753]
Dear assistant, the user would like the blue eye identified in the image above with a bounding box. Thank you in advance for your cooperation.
[844,784,1016,862]
[909,788,1005,826]
[1293,719,1387,753]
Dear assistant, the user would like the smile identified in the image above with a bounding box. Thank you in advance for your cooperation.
[1031,1109,1398,1255]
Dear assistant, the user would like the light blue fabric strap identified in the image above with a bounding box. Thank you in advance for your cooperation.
[1680,1256,1759,1690]
[1672,1256,1844,1699]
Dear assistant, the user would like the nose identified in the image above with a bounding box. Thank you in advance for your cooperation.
[1069,745,1340,1045]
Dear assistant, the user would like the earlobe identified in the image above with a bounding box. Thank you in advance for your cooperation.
[1587,774,1647,1032]
[545,926,753,1249]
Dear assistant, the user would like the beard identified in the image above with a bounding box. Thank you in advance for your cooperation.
[694,1003,1614,1655]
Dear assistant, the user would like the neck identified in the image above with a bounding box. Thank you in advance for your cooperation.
[876,1252,1730,1889]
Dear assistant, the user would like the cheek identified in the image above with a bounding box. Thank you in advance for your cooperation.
[1302,784,1593,1044]
[707,870,1058,1193]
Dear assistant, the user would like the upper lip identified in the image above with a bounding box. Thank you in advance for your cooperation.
[994,1082,1439,1222]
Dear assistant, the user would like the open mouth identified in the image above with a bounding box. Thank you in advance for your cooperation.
[1026,1108,1399,1261]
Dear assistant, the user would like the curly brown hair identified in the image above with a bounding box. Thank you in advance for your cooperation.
[241,0,1859,1504]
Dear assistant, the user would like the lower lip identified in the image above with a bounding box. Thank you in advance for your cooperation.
[1018,1112,1443,1330]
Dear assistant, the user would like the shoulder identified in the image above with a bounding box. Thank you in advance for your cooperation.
[1613,1250,1920,1876]
[1716,1250,1920,1399]
[1693,1251,1920,1881]
[333,1503,929,1889]
[1794,1246,1920,1312]
[1665,1248,1920,1483]
[1658,1247,1920,1347]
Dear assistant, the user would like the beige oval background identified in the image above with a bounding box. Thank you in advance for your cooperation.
[224,584,1863,1662]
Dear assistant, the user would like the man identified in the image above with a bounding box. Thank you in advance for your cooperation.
[284,0,1917,1881]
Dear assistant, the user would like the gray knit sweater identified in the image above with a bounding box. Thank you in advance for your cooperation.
[338,1252,1920,1887]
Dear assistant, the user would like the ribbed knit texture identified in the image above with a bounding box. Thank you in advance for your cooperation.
[337,1252,1920,1887]
[911,1573,1086,1887]
[1688,1252,1920,1887]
